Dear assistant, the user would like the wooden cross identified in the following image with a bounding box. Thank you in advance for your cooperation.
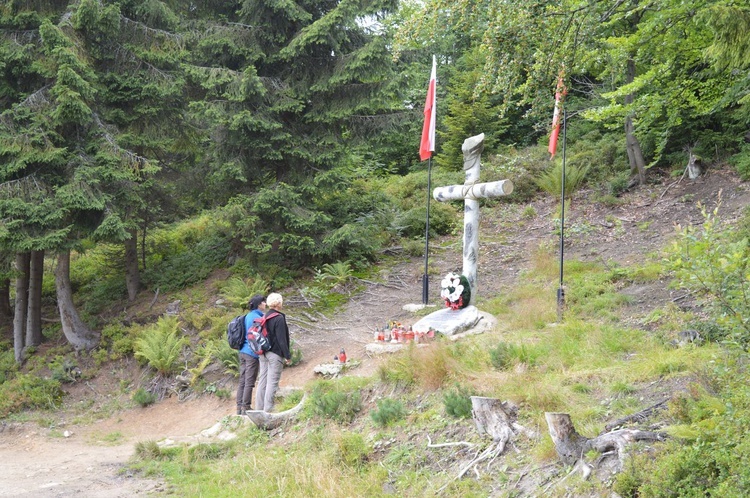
[432,133,513,305]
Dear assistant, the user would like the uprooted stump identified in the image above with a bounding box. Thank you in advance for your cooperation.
[438,397,535,491]
[245,394,306,430]
[545,412,667,475]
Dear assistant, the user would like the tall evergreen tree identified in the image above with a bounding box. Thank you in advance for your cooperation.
[183,0,403,202]
[0,1,183,354]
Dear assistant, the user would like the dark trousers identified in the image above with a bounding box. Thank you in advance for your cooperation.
[237,353,259,411]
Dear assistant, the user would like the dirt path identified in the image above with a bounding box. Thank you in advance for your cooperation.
[1,166,747,497]
[0,396,233,497]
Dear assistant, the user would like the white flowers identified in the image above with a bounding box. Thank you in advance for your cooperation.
[440,272,464,303]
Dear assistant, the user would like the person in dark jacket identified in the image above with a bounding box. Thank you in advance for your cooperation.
[236,294,266,415]
[255,292,290,412]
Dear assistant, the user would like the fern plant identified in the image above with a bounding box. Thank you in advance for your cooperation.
[314,260,353,287]
[134,316,187,377]
[215,339,240,376]
[535,162,590,202]
[220,276,269,308]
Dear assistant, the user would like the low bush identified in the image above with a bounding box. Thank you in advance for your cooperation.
[309,381,362,423]
[334,432,371,469]
[370,399,405,427]
[0,374,63,417]
[443,384,474,419]
[132,388,157,407]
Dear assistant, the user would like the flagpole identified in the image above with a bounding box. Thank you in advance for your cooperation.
[557,109,567,321]
[422,157,432,304]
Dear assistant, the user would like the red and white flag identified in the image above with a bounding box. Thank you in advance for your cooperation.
[548,75,565,158]
[419,56,437,161]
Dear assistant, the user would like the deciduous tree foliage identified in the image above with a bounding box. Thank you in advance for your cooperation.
[396,0,749,176]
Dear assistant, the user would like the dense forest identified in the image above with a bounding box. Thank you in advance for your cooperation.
[1,1,750,495]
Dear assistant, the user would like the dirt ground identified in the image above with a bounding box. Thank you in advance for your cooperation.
[1,165,748,497]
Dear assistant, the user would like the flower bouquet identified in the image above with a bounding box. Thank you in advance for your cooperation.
[440,272,471,310]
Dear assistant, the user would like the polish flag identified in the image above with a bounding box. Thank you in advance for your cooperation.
[548,75,564,158]
[419,56,437,161]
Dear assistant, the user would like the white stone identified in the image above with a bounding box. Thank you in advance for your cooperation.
[313,363,343,376]
[412,305,481,336]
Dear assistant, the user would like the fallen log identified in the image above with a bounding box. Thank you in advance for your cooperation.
[545,412,667,472]
[245,394,306,430]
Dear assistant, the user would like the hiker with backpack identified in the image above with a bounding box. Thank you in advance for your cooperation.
[236,295,266,415]
[255,292,291,412]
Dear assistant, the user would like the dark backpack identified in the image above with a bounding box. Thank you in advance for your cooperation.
[247,311,280,355]
[227,314,248,350]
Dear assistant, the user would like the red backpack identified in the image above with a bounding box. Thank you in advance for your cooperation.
[246,312,279,355]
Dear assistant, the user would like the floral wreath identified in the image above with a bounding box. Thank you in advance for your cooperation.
[440,272,471,310]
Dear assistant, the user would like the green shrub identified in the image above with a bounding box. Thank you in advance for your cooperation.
[100,323,136,359]
[48,357,81,383]
[667,204,750,345]
[370,398,405,427]
[310,381,362,423]
[0,349,17,385]
[443,384,474,419]
[134,316,187,376]
[132,388,157,407]
[396,202,457,239]
[144,234,231,292]
[288,340,303,367]
[0,374,63,417]
[729,144,750,181]
[334,432,370,469]
[489,342,515,370]
[609,171,631,196]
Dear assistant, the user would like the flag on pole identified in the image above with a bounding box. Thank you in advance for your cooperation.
[548,75,565,158]
[419,56,437,161]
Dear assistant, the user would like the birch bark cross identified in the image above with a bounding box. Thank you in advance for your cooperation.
[432,133,513,305]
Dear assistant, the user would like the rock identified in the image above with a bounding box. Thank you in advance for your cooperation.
[412,305,482,336]
[313,363,343,376]
[165,300,181,316]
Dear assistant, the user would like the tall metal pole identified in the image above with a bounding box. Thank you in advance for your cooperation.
[422,157,432,304]
[557,110,567,321]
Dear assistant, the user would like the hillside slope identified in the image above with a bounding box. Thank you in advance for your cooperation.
[1,165,747,497]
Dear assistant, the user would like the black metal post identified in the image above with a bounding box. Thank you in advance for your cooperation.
[557,110,568,321]
[422,157,432,304]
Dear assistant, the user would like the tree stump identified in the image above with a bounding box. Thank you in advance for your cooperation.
[438,397,535,492]
[471,396,518,448]
[545,412,667,472]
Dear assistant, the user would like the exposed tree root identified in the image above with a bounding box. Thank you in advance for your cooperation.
[545,412,667,478]
[436,397,535,493]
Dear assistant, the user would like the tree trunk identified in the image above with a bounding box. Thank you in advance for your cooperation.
[25,249,44,347]
[55,250,100,351]
[0,277,11,324]
[624,58,646,186]
[13,252,30,363]
[124,228,140,301]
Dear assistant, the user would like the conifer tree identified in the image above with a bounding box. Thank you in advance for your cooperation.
[183,0,403,200]
[0,1,183,355]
